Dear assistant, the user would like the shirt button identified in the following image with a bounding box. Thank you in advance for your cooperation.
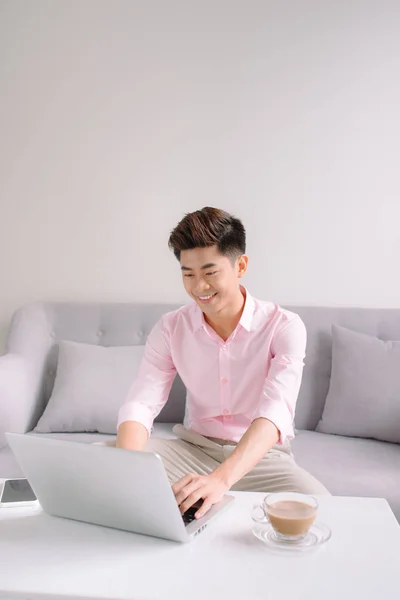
[223,409,230,415]
[221,377,228,384]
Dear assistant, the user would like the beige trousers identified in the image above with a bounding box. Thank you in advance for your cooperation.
[106,425,329,495]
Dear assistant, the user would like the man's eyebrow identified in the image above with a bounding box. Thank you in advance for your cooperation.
[180,263,217,271]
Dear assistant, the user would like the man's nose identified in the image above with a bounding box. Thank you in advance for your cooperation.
[194,278,211,294]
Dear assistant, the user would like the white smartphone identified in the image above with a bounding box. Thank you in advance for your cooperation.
[0,477,38,508]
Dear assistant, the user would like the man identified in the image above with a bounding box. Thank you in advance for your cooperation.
[117,207,329,519]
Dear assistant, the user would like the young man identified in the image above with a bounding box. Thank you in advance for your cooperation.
[117,207,329,519]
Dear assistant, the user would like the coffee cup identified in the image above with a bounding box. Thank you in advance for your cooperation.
[252,492,318,541]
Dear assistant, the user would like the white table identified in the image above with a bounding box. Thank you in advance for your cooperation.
[0,493,399,600]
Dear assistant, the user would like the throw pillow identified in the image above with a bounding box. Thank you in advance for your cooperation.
[34,341,144,433]
[316,325,400,443]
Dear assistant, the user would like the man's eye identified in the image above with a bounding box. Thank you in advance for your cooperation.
[206,271,217,276]
[184,274,194,278]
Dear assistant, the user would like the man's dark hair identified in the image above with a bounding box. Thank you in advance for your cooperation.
[168,207,246,261]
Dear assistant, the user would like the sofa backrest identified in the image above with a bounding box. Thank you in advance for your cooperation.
[7,302,400,432]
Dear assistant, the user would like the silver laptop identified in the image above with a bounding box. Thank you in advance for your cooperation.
[5,432,234,543]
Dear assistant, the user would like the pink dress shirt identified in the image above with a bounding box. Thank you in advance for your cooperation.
[117,288,307,445]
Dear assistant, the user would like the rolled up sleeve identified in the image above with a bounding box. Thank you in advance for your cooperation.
[254,315,307,444]
[117,316,177,435]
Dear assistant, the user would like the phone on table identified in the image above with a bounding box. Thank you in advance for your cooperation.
[0,478,38,507]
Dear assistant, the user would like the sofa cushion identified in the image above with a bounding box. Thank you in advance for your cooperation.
[34,341,144,434]
[291,430,400,520]
[316,325,400,443]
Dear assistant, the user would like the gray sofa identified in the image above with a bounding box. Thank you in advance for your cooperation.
[1,302,399,520]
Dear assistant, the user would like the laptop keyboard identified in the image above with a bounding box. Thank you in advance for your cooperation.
[182,505,197,525]
[182,502,202,525]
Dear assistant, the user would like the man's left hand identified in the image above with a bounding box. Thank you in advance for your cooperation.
[172,472,229,519]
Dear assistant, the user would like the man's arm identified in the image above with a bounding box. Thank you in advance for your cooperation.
[173,418,278,518]
[116,317,176,450]
[213,417,279,487]
[116,421,149,451]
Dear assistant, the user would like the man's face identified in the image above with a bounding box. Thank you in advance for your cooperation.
[180,246,247,315]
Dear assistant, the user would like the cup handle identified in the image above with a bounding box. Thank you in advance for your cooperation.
[251,504,270,524]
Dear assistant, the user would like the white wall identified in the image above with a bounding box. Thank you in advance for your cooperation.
[1,0,399,353]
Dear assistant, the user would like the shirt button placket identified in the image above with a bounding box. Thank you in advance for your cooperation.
[219,344,231,416]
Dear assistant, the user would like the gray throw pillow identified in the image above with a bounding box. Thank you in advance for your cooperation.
[316,325,400,443]
[34,341,144,434]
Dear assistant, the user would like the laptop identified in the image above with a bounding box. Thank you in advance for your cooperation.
[5,432,234,543]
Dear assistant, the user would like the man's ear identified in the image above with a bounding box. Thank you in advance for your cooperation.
[237,255,249,278]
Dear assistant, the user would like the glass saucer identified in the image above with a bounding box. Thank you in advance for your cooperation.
[252,521,332,554]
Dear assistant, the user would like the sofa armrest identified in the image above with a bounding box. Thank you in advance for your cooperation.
[0,304,52,447]
[0,354,31,448]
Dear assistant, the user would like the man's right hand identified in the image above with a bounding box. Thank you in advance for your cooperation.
[116,421,149,451]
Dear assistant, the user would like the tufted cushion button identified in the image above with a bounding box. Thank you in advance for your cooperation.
[48,370,54,376]
[136,330,144,338]
[50,331,56,339]
[97,330,104,337]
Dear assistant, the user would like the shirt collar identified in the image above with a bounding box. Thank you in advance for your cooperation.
[191,286,255,333]
[239,287,255,332]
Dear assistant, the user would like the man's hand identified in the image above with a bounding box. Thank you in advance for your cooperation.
[172,472,229,519]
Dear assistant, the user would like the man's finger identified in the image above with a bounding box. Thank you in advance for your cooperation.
[172,473,193,495]
[175,480,202,506]
[179,490,203,515]
[195,499,212,519]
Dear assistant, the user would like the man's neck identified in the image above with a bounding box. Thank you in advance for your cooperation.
[204,287,246,341]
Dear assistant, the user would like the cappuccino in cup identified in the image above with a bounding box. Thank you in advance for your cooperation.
[252,492,318,540]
